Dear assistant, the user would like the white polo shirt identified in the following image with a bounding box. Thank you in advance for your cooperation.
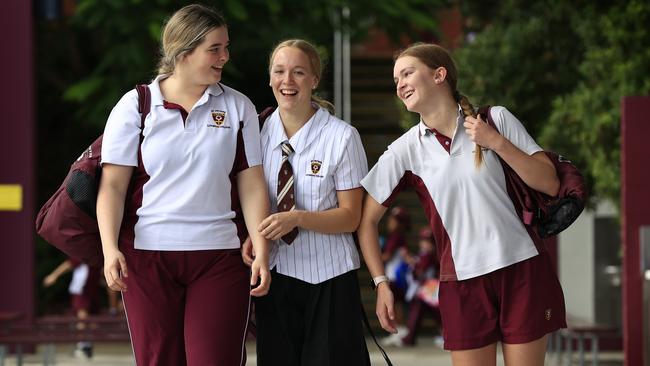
[101,75,262,251]
[261,107,368,284]
[362,106,542,281]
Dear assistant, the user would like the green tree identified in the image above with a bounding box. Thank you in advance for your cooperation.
[453,0,650,207]
[50,0,446,129]
[541,1,650,207]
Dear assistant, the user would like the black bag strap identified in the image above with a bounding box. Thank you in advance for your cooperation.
[360,303,394,366]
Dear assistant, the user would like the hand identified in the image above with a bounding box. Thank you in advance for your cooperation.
[258,211,300,241]
[375,282,397,333]
[43,274,57,287]
[103,248,128,292]
[241,237,255,266]
[463,114,503,151]
[250,256,271,297]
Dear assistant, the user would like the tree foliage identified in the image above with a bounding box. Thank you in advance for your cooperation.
[453,0,650,207]
[40,0,445,130]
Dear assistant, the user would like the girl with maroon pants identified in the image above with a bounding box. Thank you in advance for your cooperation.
[97,5,271,365]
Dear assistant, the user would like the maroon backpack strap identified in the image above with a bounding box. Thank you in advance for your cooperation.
[479,105,537,225]
[258,106,275,128]
[135,84,151,129]
[478,105,495,129]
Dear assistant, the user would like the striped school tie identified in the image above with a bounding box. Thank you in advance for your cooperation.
[277,141,299,244]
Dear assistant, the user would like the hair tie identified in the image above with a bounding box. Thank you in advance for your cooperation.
[453,90,462,102]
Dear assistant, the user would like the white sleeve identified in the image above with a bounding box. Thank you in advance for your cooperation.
[240,99,262,168]
[361,145,407,205]
[101,90,141,167]
[490,106,543,156]
[334,126,368,190]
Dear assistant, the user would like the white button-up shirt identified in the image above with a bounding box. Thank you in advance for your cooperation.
[260,107,368,284]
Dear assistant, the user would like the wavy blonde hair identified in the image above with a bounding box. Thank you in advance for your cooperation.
[157,4,226,75]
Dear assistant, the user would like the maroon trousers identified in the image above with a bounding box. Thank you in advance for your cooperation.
[121,245,250,366]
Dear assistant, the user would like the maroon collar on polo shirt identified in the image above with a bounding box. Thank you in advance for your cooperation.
[163,100,188,126]
[425,128,452,154]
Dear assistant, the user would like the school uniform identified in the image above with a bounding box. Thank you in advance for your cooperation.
[68,258,100,314]
[101,75,260,366]
[254,106,370,366]
[361,105,566,350]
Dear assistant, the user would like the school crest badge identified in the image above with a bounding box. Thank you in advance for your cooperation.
[310,160,322,175]
[211,110,226,126]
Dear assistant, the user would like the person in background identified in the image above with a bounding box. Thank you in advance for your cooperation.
[401,227,442,347]
[379,206,411,346]
[242,39,370,366]
[43,257,101,358]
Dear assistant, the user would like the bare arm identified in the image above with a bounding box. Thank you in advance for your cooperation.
[464,115,560,196]
[357,194,397,333]
[237,165,271,297]
[96,164,133,291]
[297,188,364,233]
[43,260,73,287]
[493,138,559,195]
[258,188,364,240]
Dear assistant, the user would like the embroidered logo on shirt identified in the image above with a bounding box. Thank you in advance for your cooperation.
[208,110,230,128]
[545,309,552,320]
[306,160,324,178]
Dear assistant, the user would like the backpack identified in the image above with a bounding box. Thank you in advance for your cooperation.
[478,106,587,239]
[35,85,152,266]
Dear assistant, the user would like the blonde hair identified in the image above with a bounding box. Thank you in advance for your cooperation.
[396,43,483,168]
[157,4,226,75]
[269,39,335,114]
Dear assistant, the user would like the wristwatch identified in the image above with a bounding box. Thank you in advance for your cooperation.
[371,275,389,290]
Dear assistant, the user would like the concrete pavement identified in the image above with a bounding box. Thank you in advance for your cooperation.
[0,338,623,365]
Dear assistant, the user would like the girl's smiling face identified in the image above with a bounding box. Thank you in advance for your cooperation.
[270,46,318,111]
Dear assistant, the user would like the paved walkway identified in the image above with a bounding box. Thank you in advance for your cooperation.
[1,339,623,365]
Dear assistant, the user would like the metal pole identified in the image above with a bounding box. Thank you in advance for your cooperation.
[333,10,342,119]
[342,6,351,123]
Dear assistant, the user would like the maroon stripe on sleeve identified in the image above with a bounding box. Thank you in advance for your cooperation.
[380,175,408,208]
[229,121,248,244]
[119,141,150,250]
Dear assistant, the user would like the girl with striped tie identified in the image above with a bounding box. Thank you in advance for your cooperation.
[242,39,371,366]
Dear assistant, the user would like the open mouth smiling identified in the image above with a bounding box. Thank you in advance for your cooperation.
[280,89,298,96]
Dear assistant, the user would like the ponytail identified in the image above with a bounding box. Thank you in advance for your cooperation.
[455,92,483,168]
[311,94,335,115]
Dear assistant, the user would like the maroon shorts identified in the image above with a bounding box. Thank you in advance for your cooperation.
[70,266,101,314]
[438,251,566,350]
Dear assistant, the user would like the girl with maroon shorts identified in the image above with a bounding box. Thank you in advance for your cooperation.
[358,43,566,366]
[43,257,101,358]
